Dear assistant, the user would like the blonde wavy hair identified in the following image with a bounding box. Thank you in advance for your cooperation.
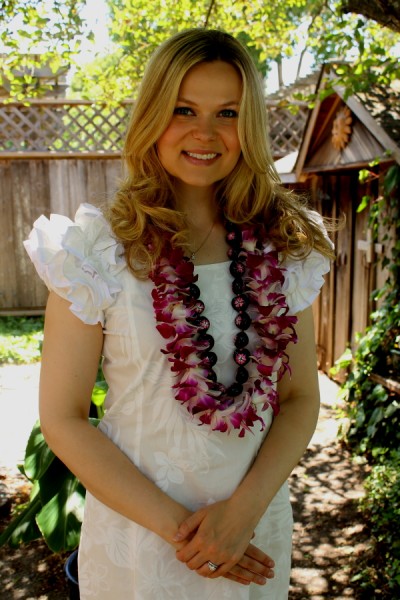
[107,28,335,277]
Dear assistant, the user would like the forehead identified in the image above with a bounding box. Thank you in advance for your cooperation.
[178,61,242,101]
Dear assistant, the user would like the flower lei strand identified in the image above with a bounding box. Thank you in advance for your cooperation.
[150,222,298,437]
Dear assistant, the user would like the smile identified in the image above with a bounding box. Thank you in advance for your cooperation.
[185,151,218,160]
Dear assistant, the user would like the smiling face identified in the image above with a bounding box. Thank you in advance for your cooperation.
[156,61,243,198]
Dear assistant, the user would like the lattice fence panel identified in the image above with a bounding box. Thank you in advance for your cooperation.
[0,100,308,155]
[0,102,132,153]
[268,104,309,156]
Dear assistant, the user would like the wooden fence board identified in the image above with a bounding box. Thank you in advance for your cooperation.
[0,157,122,313]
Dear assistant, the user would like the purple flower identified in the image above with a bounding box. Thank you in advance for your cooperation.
[149,225,298,437]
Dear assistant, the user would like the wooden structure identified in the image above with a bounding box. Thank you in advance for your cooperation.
[0,59,69,98]
[288,68,400,374]
[0,98,308,314]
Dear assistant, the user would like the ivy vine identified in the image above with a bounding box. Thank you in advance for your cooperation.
[334,163,400,457]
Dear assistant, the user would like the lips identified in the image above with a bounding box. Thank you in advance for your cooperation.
[184,151,219,160]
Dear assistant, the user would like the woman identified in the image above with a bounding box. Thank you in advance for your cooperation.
[25,29,334,599]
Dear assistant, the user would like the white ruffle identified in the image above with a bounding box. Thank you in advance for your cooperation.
[24,203,126,325]
[282,249,331,314]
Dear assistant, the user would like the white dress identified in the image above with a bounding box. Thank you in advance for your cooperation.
[24,204,330,600]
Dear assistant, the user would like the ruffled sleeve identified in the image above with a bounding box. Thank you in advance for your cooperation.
[24,203,126,326]
[281,212,333,314]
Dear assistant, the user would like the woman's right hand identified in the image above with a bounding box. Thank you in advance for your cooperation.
[222,542,275,586]
[173,535,274,586]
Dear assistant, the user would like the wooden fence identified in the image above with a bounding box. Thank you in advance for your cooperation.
[0,99,308,157]
[0,98,309,314]
[0,157,122,313]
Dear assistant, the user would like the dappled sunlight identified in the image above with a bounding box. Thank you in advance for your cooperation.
[289,420,371,598]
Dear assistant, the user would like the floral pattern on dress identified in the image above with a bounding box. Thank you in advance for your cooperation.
[26,204,331,600]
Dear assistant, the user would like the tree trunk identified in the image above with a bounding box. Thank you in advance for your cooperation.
[341,0,400,33]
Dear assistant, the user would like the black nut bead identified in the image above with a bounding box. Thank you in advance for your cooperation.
[192,300,205,314]
[226,382,243,397]
[189,284,201,299]
[231,294,250,312]
[234,312,252,330]
[207,369,217,382]
[197,317,210,331]
[229,261,246,278]
[236,365,249,384]
[198,333,215,350]
[227,247,240,261]
[233,348,251,366]
[232,278,245,295]
[225,220,236,232]
[234,331,249,349]
[226,227,242,246]
[202,351,217,367]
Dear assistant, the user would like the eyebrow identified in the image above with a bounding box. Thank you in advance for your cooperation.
[177,97,240,107]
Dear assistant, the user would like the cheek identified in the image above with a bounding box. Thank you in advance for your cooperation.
[229,130,242,158]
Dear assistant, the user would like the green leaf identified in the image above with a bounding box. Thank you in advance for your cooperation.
[384,165,400,194]
[91,380,108,406]
[37,459,86,552]
[24,421,56,481]
[0,495,42,548]
[357,195,370,213]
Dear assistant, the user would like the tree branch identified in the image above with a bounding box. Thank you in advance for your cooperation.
[204,0,216,28]
[341,0,400,33]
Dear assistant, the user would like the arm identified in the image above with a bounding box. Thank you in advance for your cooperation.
[175,306,320,576]
[39,292,191,542]
[40,292,273,584]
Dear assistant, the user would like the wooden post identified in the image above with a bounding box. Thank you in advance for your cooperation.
[357,228,383,263]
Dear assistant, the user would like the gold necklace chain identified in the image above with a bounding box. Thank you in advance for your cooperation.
[190,218,217,261]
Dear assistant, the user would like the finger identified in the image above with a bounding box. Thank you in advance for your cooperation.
[175,546,199,565]
[223,572,251,586]
[226,564,271,586]
[245,543,275,569]
[173,512,203,542]
[239,555,275,579]
[197,561,271,586]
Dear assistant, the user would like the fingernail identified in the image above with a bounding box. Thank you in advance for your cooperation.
[255,576,266,585]
[172,533,183,541]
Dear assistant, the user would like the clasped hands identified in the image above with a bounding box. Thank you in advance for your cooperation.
[172,499,275,586]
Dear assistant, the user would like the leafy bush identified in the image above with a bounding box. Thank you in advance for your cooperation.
[0,316,44,364]
[359,451,400,593]
[335,165,400,456]
[0,376,107,552]
[334,165,400,597]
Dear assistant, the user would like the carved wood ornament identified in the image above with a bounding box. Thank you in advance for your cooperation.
[332,106,353,151]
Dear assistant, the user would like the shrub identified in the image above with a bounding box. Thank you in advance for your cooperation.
[0,316,44,364]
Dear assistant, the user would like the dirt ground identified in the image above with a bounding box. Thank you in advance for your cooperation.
[0,365,371,599]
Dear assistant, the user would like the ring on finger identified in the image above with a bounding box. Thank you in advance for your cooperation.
[207,561,219,573]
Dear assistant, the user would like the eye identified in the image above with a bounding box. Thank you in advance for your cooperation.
[173,106,194,116]
[219,109,238,118]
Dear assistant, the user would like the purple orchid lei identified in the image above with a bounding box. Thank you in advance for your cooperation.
[150,223,298,437]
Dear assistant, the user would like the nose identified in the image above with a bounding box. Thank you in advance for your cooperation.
[192,116,217,141]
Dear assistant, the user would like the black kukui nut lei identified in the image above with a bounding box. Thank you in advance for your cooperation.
[184,221,253,399]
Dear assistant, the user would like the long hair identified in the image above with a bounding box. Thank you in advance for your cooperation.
[107,29,334,277]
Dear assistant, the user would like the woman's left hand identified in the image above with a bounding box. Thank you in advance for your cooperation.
[173,499,269,580]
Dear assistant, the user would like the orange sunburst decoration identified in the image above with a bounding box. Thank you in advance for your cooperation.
[332,106,352,151]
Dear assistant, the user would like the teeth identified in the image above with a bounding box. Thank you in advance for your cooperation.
[186,152,217,160]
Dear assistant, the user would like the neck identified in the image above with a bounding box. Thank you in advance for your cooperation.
[175,184,216,222]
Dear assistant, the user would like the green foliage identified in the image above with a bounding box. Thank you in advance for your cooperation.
[0,317,44,364]
[3,1,400,103]
[0,379,106,552]
[69,0,400,103]
[0,0,91,99]
[357,451,400,592]
[336,164,400,596]
[338,164,400,456]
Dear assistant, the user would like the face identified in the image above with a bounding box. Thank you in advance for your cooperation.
[157,61,242,197]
